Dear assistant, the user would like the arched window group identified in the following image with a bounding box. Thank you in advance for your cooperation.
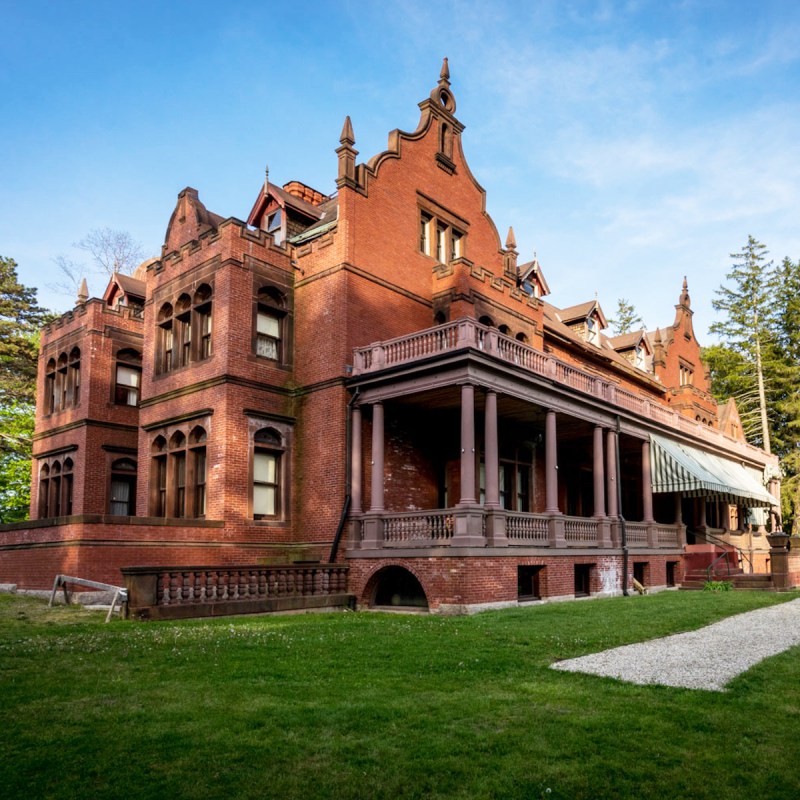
[45,347,81,414]
[156,285,212,375]
[477,316,528,344]
[150,425,208,518]
[38,457,73,518]
[256,286,288,362]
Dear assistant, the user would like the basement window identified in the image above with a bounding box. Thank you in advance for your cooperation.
[517,566,543,601]
[574,564,593,597]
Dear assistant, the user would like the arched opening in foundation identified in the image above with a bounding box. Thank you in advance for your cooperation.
[369,566,429,610]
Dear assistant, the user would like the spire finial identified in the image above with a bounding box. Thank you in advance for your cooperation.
[264,164,269,194]
[340,115,355,146]
[440,57,450,83]
[77,277,88,305]
[680,276,691,308]
[505,226,516,250]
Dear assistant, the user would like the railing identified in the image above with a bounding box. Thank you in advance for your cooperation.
[656,525,680,547]
[625,522,649,545]
[506,512,549,543]
[352,318,772,464]
[122,564,350,619]
[383,510,454,544]
[694,528,753,575]
[564,516,599,545]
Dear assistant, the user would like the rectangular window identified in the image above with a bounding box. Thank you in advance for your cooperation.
[518,566,543,600]
[193,447,207,517]
[257,311,281,359]
[178,314,191,367]
[451,229,463,260]
[419,212,432,254]
[110,479,133,515]
[436,223,447,262]
[115,365,141,406]
[254,450,279,517]
[198,307,212,359]
[155,456,167,517]
[161,325,174,373]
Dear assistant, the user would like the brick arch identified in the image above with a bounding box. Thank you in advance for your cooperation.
[361,563,429,610]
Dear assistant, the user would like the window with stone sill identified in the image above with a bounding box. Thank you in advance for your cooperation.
[149,427,207,518]
[256,286,288,362]
[38,457,73,518]
[114,348,142,406]
[253,427,285,520]
[109,458,137,516]
[155,285,213,375]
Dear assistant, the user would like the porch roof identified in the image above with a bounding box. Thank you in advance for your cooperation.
[650,434,776,507]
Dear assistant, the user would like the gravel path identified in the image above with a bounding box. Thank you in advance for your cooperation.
[551,598,800,691]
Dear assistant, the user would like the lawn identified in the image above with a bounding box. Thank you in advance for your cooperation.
[2,590,799,800]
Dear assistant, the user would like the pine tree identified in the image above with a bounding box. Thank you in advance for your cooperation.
[608,298,644,336]
[709,236,777,454]
[0,256,53,521]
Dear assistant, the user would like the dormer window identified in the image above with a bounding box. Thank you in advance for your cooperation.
[634,345,646,370]
[267,210,283,246]
[680,363,694,386]
[586,317,599,345]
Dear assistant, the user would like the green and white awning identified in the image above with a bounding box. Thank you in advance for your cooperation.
[649,434,776,507]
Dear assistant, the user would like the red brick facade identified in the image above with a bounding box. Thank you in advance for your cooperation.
[0,62,782,609]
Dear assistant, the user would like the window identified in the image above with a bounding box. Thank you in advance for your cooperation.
[150,428,207,518]
[680,363,694,386]
[155,286,212,374]
[518,566,543,600]
[38,458,73,518]
[574,564,593,597]
[479,456,531,512]
[253,428,283,519]
[256,287,287,362]
[267,209,283,246]
[634,345,646,370]
[586,317,599,345]
[418,209,465,262]
[114,349,142,406]
[44,350,80,413]
[110,458,137,516]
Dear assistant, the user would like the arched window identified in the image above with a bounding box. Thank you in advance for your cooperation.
[253,427,283,519]
[157,303,174,374]
[56,353,68,410]
[45,358,56,414]
[69,347,80,406]
[38,463,50,518]
[515,332,529,344]
[194,285,212,360]
[110,458,137,516]
[256,287,287,362]
[498,324,510,336]
[114,348,142,406]
[478,315,495,327]
[62,458,74,515]
[176,294,192,367]
[189,426,208,517]
[433,311,447,326]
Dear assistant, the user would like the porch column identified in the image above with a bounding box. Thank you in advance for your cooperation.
[458,383,477,505]
[483,390,500,508]
[641,438,654,523]
[593,425,606,517]
[351,405,362,514]
[369,401,384,512]
[698,498,707,528]
[605,429,618,518]
[545,410,560,514]
[674,493,683,525]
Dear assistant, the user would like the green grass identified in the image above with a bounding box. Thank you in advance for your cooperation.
[2,590,800,800]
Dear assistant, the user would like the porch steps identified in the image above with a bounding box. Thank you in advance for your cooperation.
[680,569,775,591]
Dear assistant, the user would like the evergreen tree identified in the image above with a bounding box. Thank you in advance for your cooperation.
[0,256,53,522]
[609,298,644,336]
[709,236,777,454]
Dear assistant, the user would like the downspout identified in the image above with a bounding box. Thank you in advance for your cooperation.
[615,416,629,596]
[328,388,360,564]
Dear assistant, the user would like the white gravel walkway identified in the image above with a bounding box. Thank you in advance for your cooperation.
[551,598,800,691]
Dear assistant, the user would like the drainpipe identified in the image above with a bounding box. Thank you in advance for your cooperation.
[328,388,360,564]
[615,416,629,596]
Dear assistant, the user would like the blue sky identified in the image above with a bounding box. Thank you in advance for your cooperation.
[2,0,799,341]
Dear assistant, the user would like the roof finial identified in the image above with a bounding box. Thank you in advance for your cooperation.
[680,276,691,307]
[264,164,269,194]
[340,115,355,146]
[440,57,450,83]
[77,277,88,305]
[505,226,516,250]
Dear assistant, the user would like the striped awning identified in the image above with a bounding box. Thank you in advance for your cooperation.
[649,434,776,507]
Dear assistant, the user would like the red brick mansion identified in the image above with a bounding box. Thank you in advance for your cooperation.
[0,61,783,612]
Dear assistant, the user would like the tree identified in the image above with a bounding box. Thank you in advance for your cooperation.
[0,256,54,522]
[709,236,777,454]
[77,228,144,276]
[608,298,644,336]
[51,228,145,301]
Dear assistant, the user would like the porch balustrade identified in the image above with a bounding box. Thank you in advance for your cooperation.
[352,318,765,462]
[357,509,680,550]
